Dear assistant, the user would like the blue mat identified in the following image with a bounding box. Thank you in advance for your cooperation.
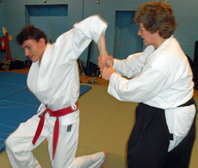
[0,83,27,99]
[0,72,28,99]
[0,100,38,152]
[0,71,28,86]
[0,72,92,152]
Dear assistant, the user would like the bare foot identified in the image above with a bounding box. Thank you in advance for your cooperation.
[100,150,108,168]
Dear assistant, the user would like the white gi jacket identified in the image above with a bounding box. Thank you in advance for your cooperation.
[27,15,107,126]
[108,36,196,148]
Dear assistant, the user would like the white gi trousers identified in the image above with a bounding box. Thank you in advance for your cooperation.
[5,114,104,168]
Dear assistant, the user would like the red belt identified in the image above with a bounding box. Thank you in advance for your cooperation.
[32,102,78,160]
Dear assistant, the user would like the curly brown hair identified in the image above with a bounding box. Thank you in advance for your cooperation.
[134,1,177,39]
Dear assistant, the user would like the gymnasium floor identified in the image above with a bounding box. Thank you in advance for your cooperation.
[0,68,198,168]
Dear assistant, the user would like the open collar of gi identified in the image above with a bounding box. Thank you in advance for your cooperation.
[155,35,174,52]
[39,43,53,75]
[27,43,53,93]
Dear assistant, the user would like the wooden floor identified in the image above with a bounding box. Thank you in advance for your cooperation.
[1,68,198,98]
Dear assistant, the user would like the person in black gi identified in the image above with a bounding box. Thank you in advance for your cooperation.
[98,1,197,168]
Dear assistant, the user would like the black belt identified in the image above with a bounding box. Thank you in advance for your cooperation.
[178,97,195,107]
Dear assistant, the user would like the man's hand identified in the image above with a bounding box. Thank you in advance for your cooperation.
[101,67,115,81]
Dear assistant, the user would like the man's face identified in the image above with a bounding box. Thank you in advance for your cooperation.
[22,38,45,62]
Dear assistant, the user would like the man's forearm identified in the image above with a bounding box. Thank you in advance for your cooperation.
[97,33,108,59]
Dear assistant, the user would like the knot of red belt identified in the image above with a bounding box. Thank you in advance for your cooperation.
[32,102,78,160]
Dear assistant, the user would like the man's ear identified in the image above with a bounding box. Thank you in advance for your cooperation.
[39,38,46,46]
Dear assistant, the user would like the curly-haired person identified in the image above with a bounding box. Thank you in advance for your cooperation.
[99,1,197,168]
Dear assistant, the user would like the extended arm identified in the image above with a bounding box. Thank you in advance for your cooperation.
[100,46,154,80]
[97,33,114,71]
[97,32,108,60]
[68,15,108,60]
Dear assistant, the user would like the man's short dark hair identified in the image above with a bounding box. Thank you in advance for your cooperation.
[16,25,47,45]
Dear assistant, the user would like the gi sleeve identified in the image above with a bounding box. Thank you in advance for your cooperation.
[113,46,154,78]
[108,67,171,103]
[113,52,144,78]
[71,15,108,59]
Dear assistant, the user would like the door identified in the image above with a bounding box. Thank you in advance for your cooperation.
[114,11,143,59]
[26,5,68,43]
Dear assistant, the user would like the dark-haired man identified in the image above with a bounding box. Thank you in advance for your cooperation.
[5,15,108,168]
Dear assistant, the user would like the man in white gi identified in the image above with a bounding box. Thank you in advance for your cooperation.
[99,1,197,168]
[5,15,108,168]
